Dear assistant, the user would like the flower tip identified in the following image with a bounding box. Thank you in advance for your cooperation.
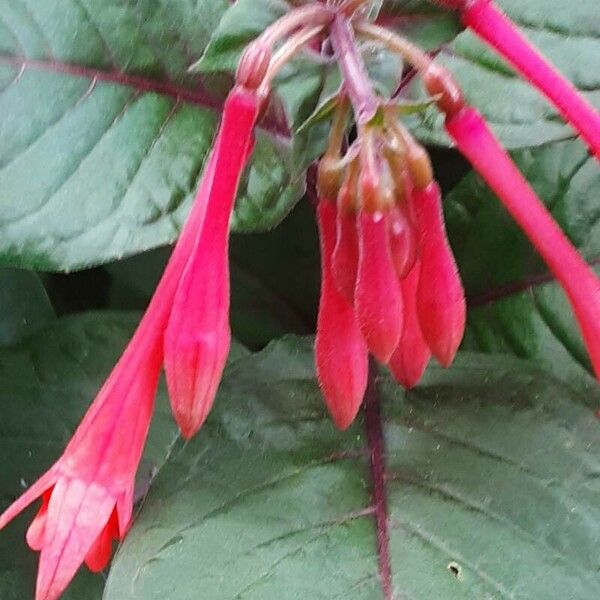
[331,409,358,431]
[165,329,230,440]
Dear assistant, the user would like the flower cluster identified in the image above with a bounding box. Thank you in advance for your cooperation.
[315,98,466,428]
[1,1,599,598]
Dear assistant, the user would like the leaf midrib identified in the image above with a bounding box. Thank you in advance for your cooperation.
[0,55,291,140]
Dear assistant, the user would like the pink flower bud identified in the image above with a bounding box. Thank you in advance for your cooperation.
[332,162,360,304]
[389,260,431,388]
[355,205,404,364]
[414,182,466,367]
[388,204,417,280]
[164,87,260,439]
[316,200,368,429]
[332,209,359,304]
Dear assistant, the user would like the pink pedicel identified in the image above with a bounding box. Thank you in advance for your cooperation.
[315,200,369,429]
[389,260,431,388]
[164,87,260,439]
[414,182,466,367]
[447,106,600,378]
[456,0,600,160]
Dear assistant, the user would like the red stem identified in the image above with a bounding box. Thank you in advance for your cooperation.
[462,0,600,160]
[446,106,600,379]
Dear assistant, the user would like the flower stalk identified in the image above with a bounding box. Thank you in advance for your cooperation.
[444,0,600,160]
[329,15,380,124]
[446,106,600,377]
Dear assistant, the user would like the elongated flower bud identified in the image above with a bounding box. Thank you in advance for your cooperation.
[447,106,600,379]
[389,203,417,280]
[389,260,431,388]
[332,209,359,303]
[316,200,369,429]
[414,182,466,367]
[452,0,600,160]
[164,87,260,439]
[355,172,403,362]
[332,165,360,303]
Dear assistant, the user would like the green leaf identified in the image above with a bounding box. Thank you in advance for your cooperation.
[407,0,600,148]
[0,269,54,345]
[0,0,303,271]
[105,201,320,349]
[444,139,600,389]
[193,0,289,73]
[105,336,600,599]
[380,1,462,51]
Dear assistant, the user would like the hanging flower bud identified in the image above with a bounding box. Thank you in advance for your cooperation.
[315,199,369,429]
[388,168,418,280]
[414,181,466,367]
[355,137,404,363]
[388,204,417,280]
[332,161,360,303]
[164,87,261,439]
[389,259,431,388]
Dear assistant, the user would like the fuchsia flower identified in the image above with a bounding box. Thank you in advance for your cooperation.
[315,199,369,429]
[3,1,600,597]
[413,182,465,367]
[164,87,260,439]
[0,50,266,600]
[388,259,431,389]
[0,136,213,598]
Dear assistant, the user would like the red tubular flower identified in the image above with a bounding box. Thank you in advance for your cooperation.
[389,259,431,388]
[353,137,404,364]
[450,0,600,160]
[414,181,466,367]
[446,106,600,378]
[164,87,260,439]
[332,167,360,304]
[0,317,163,600]
[332,208,359,303]
[315,199,368,429]
[355,208,403,363]
[0,106,224,599]
[388,203,417,280]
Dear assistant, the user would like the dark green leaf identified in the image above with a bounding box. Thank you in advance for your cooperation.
[193,0,289,73]
[0,269,54,345]
[0,0,303,271]
[105,201,320,349]
[105,336,600,599]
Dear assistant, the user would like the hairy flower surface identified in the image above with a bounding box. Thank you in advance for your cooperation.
[164,87,260,439]
[3,2,600,597]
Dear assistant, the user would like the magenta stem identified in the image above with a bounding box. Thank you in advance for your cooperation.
[446,106,600,379]
[329,15,379,125]
[462,0,600,160]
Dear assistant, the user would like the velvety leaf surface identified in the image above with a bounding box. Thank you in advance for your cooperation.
[0,0,303,271]
[0,268,54,345]
[105,336,600,599]
[104,201,320,349]
[444,139,600,389]
[408,0,600,148]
